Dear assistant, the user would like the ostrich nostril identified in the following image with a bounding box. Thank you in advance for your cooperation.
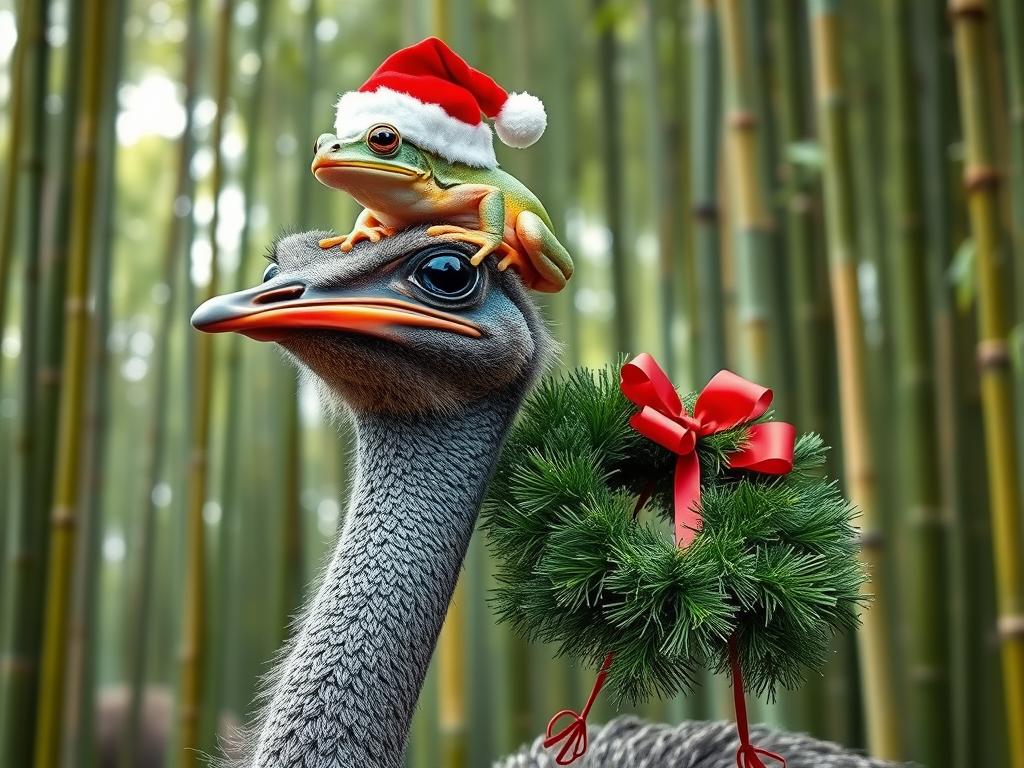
[252,283,306,305]
[329,142,341,152]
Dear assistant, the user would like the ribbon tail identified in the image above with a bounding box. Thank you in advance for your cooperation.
[729,422,796,475]
[674,454,702,548]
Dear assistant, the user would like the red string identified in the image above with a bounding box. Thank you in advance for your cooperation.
[728,637,787,768]
[540,485,651,765]
[543,653,614,765]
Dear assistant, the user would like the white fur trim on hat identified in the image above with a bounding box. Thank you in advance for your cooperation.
[334,87,498,168]
[494,91,546,148]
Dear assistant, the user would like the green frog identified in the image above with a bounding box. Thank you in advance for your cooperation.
[311,123,573,293]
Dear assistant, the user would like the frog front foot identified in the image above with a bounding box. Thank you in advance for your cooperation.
[319,223,396,252]
[425,225,508,265]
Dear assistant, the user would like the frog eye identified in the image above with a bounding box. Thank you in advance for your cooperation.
[366,123,401,156]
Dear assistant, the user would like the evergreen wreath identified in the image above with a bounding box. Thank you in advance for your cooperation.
[482,360,866,709]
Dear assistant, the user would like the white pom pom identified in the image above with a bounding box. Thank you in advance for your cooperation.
[494,91,547,148]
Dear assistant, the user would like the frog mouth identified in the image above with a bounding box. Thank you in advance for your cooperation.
[311,157,421,182]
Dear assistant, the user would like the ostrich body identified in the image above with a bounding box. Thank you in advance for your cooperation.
[192,227,894,768]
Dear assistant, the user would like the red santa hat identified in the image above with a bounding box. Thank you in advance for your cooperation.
[334,37,546,169]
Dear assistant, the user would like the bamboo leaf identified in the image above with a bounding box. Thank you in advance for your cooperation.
[785,141,825,171]
[948,237,976,312]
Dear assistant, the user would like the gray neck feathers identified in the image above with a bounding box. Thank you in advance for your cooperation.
[248,389,523,767]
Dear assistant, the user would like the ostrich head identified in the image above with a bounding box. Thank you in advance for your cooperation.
[191,226,553,767]
[192,226,551,415]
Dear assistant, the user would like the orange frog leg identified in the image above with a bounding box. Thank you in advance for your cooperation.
[506,210,574,293]
[426,186,506,264]
[319,209,396,252]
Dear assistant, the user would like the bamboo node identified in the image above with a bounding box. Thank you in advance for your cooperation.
[997,615,1024,640]
[948,0,989,20]
[727,111,758,131]
[0,655,35,674]
[856,529,885,551]
[908,506,944,527]
[976,339,1010,369]
[691,203,719,222]
[64,295,88,313]
[37,366,62,386]
[51,505,76,527]
[963,164,1001,192]
[908,663,945,684]
[789,193,814,214]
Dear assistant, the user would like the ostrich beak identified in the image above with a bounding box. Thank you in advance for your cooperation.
[191,280,482,342]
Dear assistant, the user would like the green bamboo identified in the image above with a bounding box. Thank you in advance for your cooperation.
[537,0,579,369]
[807,0,903,758]
[31,0,108,762]
[769,0,829,735]
[208,0,272,750]
[119,1,200,764]
[0,0,47,761]
[997,0,1024,491]
[689,0,725,384]
[879,2,952,763]
[949,2,1024,766]
[180,0,234,760]
[915,2,997,763]
[640,0,675,376]
[0,0,28,355]
[33,0,83,580]
[62,2,125,757]
[997,0,1024,252]
[717,0,778,385]
[592,0,632,354]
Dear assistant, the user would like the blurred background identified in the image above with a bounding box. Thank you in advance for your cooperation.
[0,0,1022,766]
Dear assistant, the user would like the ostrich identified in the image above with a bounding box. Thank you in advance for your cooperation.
[192,226,895,768]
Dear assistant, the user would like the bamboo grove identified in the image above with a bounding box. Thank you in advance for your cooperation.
[0,0,1022,766]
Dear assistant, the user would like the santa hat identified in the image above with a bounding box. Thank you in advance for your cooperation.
[334,37,546,169]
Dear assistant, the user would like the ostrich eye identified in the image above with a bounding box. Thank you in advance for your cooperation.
[262,263,280,282]
[366,124,401,156]
[412,251,479,300]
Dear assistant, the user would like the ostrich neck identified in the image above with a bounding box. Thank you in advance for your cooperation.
[250,388,522,767]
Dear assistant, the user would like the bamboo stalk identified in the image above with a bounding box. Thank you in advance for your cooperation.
[879,2,952,763]
[1000,0,1024,243]
[769,0,829,734]
[179,0,234,760]
[69,0,125,749]
[592,0,632,354]
[914,2,994,763]
[0,0,28,352]
[0,0,48,761]
[207,0,271,751]
[61,2,125,756]
[717,0,778,384]
[536,0,579,369]
[120,1,200,763]
[948,2,1024,766]
[997,0,1024,488]
[807,0,903,758]
[690,0,726,383]
[31,0,108,762]
[640,0,675,376]
[33,0,83,583]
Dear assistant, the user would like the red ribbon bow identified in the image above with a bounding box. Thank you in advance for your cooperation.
[620,353,795,546]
